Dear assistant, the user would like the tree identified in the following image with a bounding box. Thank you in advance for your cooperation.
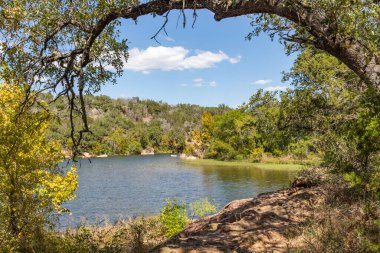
[105,128,129,154]
[0,83,77,251]
[204,110,258,160]
[246,89,289,154]
[281,48,380,193]
[201,112,214,145]
[1,1,379,153]
[1,0,378,90]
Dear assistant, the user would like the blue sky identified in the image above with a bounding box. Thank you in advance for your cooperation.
[99,10,297,107]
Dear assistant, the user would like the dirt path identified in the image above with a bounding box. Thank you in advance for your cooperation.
[151,186,323,253]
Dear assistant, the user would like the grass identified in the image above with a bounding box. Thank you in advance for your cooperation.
[182,159,306,170]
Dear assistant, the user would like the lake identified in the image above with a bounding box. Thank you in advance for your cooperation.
[61,155,297,226]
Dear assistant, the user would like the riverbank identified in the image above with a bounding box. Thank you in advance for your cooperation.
[182,159,305,170]
[151,169,380,252]
[152,184,324,252]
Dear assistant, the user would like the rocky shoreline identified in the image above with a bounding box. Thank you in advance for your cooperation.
[151,185,324,253]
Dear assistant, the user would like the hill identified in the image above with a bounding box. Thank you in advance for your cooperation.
[44,94,230,156]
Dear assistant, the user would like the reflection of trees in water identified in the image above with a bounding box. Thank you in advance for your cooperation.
[200,165,295,187]
[195,165,296,205]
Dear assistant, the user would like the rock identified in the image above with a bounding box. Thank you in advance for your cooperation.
[292,176,314,188]
[179,154,198,160]
[141,148,154,155]
[82,152,92,158]
[292,168,327,188]
[150,186,324,253]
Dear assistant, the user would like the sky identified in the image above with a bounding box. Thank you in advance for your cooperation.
[98,10,297,108]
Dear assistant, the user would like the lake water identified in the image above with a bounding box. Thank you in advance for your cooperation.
[61,155,297,226]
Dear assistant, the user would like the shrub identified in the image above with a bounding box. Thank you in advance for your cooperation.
[250,147,264,162]
[32,217,164,253]
[183,145,195,156]
[288,139,311,159]
[189,198,217,219]
[159,198,189,238]
[290,170,380,253]
[206,140,237,161]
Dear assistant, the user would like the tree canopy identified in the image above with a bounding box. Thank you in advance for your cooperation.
[1,0,379,154]
[0,83,77,251]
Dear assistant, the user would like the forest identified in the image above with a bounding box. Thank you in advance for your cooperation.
[45,94,230,156]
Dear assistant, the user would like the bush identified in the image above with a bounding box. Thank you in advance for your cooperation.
[288,139,311,159]
[189,198,217,219]
[183,145,195,156]
[250,147,264,162]
[294,200,380,253]
[159,198,189,238]
[289,170,380,253]
[206,140,237,161]
[28,217,164,253]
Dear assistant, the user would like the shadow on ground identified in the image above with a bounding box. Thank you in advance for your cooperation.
[151,186,323,253]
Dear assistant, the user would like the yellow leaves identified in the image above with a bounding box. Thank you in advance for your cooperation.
[0,82,78,226]
[36,166,78,211]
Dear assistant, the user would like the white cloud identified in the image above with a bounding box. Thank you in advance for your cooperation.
[229,55,242,64]
[193,78,204,87]
[181,78,218,88]
[163,36,175,42]
[124,46,238,73]
[253,79,273,85]
[264,86,288,92]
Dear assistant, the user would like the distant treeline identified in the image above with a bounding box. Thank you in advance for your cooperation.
[184,90,318,162]
[44,91,317,162]
[44,94,230,155]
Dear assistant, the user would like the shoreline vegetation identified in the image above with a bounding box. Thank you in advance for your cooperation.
[75,152,311,171]
[182,159,305,170]
[53,94,324,165]
[75,153,310,170]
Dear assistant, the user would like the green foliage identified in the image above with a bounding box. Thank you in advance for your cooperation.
[195,47,379,197]
[46,95,229,156]
[282,48,380,195]
[0,84,78,252]
[189,198,217,219]
[203,110,259,160]
[343,172,363,188]
[247,0,380,55]
[288,139,315,160]
[250,147,264,162]
[159,198,189,238]
[206,140,238,161]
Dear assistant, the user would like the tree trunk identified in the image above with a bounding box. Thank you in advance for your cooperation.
[8,189,20,240]
[106,0,379,90]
